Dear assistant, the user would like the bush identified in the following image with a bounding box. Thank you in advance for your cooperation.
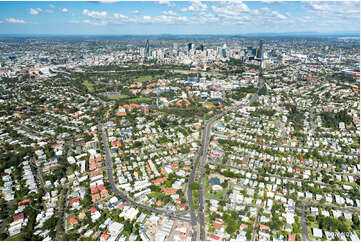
[189,182,199,190]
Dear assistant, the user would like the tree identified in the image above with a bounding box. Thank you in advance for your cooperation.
[43,217,58,230]
[226,223,237,235]
[0,233,7,240]
[189,182,199,190]
[352,213,359,229]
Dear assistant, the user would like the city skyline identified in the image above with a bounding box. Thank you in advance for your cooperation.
[0,1,359,35]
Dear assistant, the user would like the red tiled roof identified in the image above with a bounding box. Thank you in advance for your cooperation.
[210,234,221,240]
[70,198,80,205]
[259,223,270,231]
[92,193,100,201]
[91,187,99,194]
[13,213,24,222]
[97,184,106,191]
[91,169,103,176]
[89,207,97,214]
[100,189,108,196]
[101,233,110,241]
[18,199,31,205]
[69,217,78,225]
[288,234,296,241]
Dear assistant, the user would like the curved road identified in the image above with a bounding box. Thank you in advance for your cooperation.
[98,122,191,223]
[194,78,264,240]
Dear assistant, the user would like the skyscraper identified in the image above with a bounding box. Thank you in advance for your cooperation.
[222,48,227,58]
[257,39,264,59]
[200,44,204,52]
[145,40,150,57]
[222,43,227,58]
[187,43,193,52]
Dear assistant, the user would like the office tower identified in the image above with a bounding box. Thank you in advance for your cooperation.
[140,48,145,57]
[200,44,204,52]
[145,40,150,57]
[257,39,264,59]
[217,47,222,57]
[252,48,257,57]
[173,43,178,50]
[222,48,227,58]
[187,43,193,52]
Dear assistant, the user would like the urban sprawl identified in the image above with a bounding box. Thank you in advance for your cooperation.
[0,36,360,241]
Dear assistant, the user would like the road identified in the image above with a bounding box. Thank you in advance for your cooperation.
[258,144,359,158]
[30,157,46,193]
[194,78,264,240]
[302,201,359,213]
[98,122,191,223]
[0,201,14,234]
[223,164,355,192]
[56,184,68,241]
[251,208,261,241]
[300,203,311,241]
[18,124,45,138]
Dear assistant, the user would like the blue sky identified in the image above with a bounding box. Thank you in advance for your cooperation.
[0,1,359,35]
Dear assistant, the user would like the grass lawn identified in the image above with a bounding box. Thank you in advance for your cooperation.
[148,192,163,200]
[6,233,26,241]
[82,80,94,92]
[128,97,153,103]
[107,94,130,100]
[204,176,226,200]
[135,74,163,82]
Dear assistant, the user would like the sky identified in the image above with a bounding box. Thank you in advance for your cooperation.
[0,0,359,35]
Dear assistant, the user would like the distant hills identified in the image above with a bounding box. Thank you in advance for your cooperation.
[0,32,359,40]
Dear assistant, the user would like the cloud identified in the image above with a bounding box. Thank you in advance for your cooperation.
[129,14,189,24]
[30,7,53,15]
[307,1,360,17]
[6,18,25,24]
[62,8,69,13]
[131,10,139,14]
[192,12,219,24]
[0,21,3,24]
[272,10,287,20]
[211,1,253,16]
[30,8,42,15]
[70,19,108,26]
[181,0,207,12]
[82,9,108,19]
[49,4,55,8]
[114,13,129,21]
[158,0,176,7]
[162,10,177,16]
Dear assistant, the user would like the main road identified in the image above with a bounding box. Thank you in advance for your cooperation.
[193,78,264,240]
[98,122,191,223]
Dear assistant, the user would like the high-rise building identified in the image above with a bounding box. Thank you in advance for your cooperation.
[145,40,150,57]
[200,44,204,52]
[256,39,264,59]
[140,48,145,57]
[222,48,227,58]
[187,43,193,52]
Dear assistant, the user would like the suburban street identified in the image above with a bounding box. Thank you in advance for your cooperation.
[300,203,311,241]
[98,122,192,223]
[251,208,261,241]
[193,78,263,240]
[56,184,68,241]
